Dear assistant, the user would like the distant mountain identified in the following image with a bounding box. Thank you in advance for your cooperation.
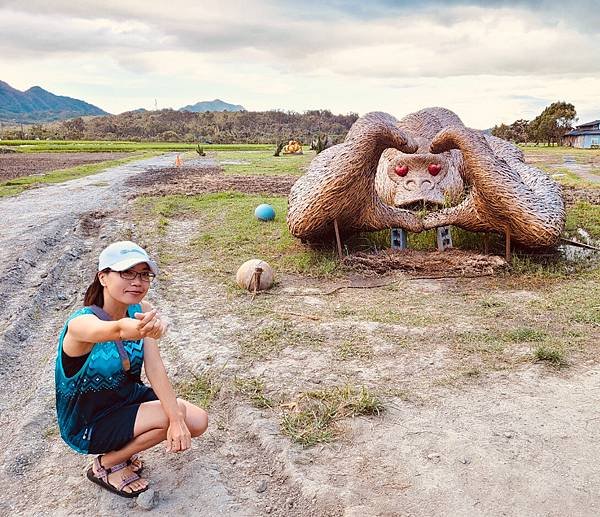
[179,99,245,113]
[0,80,108,123]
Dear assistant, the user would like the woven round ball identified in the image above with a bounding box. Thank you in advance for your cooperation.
[236,259,274,291]
[254,204,276,221]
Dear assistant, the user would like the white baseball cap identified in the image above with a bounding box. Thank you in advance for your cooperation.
[98,241,159,274]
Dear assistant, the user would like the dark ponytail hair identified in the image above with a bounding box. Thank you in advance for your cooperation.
[84,269,109,307]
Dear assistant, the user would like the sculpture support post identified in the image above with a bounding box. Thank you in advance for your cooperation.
[333,219,344,260]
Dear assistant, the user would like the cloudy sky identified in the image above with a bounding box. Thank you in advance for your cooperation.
[1,0,599,128]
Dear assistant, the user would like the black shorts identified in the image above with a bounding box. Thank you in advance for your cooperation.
[88,387,158,454]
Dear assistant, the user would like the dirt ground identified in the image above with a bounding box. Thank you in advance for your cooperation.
[0,152,132,181]
[0,153,599,516]
[126,158,298,197]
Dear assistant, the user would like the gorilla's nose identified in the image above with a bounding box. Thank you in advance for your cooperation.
[405,178,434,191]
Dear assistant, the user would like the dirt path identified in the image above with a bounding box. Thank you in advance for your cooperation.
[1,154,599,516]
[0,154,253,516]
[561,156,600,184]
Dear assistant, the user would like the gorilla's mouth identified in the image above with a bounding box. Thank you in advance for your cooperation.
[399,201,445,214]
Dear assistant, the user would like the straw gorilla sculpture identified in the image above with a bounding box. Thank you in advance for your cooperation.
[287,108,565,248]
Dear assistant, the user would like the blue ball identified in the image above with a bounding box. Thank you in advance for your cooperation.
[255,204,276,221]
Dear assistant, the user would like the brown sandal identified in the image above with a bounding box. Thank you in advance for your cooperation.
[86,455,148,498]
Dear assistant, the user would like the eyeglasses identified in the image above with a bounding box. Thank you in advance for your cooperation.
[116,270,156,283]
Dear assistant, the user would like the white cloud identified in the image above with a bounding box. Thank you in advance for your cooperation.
[0,0,598,126]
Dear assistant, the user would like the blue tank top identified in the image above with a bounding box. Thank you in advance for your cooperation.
[55,304,148,454]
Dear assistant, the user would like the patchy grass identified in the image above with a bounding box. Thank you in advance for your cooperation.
[480,297,507,309]
[534,343,567,367]
[280,385,383,447]
[548,167,596,188]
[234,377,273,409]
[136,192,340,277]
[337,339,374,360]
[360,306,436,326]
[521,146,600,188]
[452,327,550,362]
[0,152,159,197]
[177,371,221,409]
[240,321,325,359]
[212,148,314,176]
[529,280,600,328]
[453,331,506,355]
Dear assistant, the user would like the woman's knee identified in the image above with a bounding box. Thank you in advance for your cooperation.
[180,401,208,437]
[190,410,208,438]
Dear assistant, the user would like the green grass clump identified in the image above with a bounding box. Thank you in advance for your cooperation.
[534,344,567,366]
[280,385,383,447]
[234,377,273,409]
[177,371,221,409]
[140,192,339,277]
[504,327,548,342]
[213,148,314,176]
[509,254,583,278]
[0,152,158,197]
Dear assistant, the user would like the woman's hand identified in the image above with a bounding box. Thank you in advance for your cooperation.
[117,315,150,340]
[134,309,167,339]
[166,418,192,453]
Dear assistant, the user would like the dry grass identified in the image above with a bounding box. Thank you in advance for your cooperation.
[280,385,383,447]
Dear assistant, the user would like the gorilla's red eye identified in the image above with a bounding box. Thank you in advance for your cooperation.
[395,165,409,177]
[428,163,442,176]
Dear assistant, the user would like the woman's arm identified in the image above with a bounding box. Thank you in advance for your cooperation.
[144,336,192,452]
[64,313,155,357]
[68,314,150,343]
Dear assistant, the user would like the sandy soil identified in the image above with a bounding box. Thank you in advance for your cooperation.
[0,152,132,181]
[0,153,599,516]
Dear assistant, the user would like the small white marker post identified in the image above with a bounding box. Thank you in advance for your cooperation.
[436,226,453,251]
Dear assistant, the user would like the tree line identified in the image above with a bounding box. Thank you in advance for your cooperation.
[491,101,577,146]
[2,102,580,146]
[0,109,359,144]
